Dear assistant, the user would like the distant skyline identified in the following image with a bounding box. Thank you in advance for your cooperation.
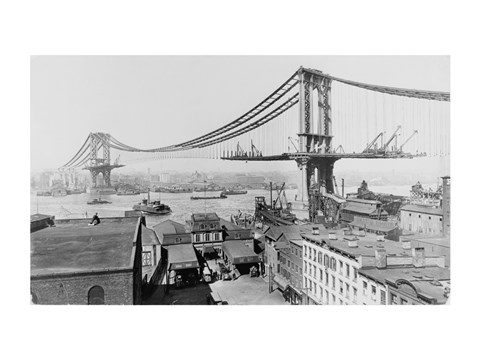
[31,56,450,176]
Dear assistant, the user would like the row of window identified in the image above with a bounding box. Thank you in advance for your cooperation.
[305,277,358,304]
[199,223,218,230]
[407,213,442,221]
[194,232,222,242]
[304,254,358,283]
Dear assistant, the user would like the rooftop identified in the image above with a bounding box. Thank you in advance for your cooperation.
[301,230,446,260]
[30,213,55,222]
[400,204,443,216]
[31,217,139,276]
[192,213,220,222]
[142,225,160,246]
[350,217,397,232]
[219,218,248,231]
[165,244,199,268]
[343,202,381,215]
[347,198,381,205]
[153,219,188,236]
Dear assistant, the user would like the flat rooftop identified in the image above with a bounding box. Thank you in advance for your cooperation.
[31,217,139,276]
[192,213,220,222]
[302,230,445,259]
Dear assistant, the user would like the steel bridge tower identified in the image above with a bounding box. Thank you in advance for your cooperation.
[83,132,124,188]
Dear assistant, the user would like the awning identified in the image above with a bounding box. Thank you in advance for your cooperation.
[274,276,288,291]
[222,241,260,265]
[166,244,200,270]
[203,245,217,254]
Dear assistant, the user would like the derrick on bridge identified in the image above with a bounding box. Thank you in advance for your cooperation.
[60,66,450,222]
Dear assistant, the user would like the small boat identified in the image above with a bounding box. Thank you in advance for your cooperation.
[191,193,228,200]
[222,189,248,195]
[87,197,112,205]
[133,189,172,215]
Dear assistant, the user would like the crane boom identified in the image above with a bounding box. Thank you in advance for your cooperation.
[400,130,418,150]
[363,132,384,153]
[382,125,402,151]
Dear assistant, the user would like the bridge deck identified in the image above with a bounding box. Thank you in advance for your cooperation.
[221,152,424,161]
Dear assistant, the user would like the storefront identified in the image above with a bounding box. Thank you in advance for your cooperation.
[222,240,261,274]
[166,244,201,288]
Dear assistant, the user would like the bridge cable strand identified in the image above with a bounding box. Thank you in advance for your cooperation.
[59,133,91,168]
[197,93,299,149]
[108,73,299,153]
[303,68,450,101]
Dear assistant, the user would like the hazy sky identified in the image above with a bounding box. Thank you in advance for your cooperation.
[30,55,450,175]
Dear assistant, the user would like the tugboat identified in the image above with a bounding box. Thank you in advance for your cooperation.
[133,189,172,215]
[87,197,112,205]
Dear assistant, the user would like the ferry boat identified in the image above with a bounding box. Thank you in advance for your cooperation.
[133,190,172,215]
[87,197,112,205]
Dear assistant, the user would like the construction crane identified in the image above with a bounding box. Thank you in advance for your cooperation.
[288,136,299,152]
[251,140,262,157]
[363,132,384,153]
[399,130,418,152]
[381,125,402,152]
[236,142,246,156]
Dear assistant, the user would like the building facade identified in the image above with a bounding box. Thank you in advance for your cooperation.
[399,204,443,234]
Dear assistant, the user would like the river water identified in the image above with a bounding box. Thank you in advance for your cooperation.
[31,185,416,228]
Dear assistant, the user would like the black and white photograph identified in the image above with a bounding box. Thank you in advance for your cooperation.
[3,1,478,359]
[30,55,450,306]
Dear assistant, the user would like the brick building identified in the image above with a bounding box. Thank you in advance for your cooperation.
[31,216,144,305]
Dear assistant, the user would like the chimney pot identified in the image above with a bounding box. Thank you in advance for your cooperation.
[375,248,387,269]
[312,226,319,235]
[412,247,426,268]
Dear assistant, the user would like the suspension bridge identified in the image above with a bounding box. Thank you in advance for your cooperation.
[60,66,450,222]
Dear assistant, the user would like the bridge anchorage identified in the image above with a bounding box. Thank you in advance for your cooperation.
[61,66,449,222]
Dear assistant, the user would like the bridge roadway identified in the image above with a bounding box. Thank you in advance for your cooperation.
[221,152,425,161]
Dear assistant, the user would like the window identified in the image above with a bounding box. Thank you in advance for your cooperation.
[235,233,240,239]
[353,268,358,282]
[142,251,152,266]
[409,213,412,217]
[287,260,291,268]
[304,260,307,270]
[332,295,336,304]
[210,223,216,229]
[363,281,368,295]
[205,233,211,242]
[313,284,317,295]
[371,285,377,300]
[295,264,299,273]
[339,261,343,275]
[195,234,201,243]
[428,216,431,220]
[304,245,307,256]
[88,286,105,305]
[313,249,316,260]
[340,299,343,305]
[380,290,386,305]
[325,273,329,286]
[339,280,344,294]
[319,269,323,282]
[418,215,421,218]
[295,248,298,256]
[325,290,329,304]
[319,287,323,300]
[277,264,280,273]
[318,252,322,265]
[324,255,329,268]
[309,263,312,276]
[346,264,350,278]
[305,277,308,288]
[330,258,336,272]
[200,224,206,230]
[401,298,408,305]
[309,279,312,291]
[313,265,317,279]
[309,247,312,260]
[353,288,357,302]
[175,237,182,243]
[346,283,350,299]
[391,294,398,305]
[153,245,157,265]
[332,276,336,290]
[214,232,220,241]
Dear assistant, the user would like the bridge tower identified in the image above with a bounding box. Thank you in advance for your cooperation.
[296,68,338,220]
[84,132,124,188]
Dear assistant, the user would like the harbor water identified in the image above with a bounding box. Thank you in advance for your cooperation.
[30,185,416,227]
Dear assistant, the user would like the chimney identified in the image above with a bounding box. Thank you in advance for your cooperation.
[347,236,358,248]
[375,248,387,269]
[401,238,412,250]
[412,247,426,268]
[376,234,385,242]
[312,226,320,235]
[328,231,337,240]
